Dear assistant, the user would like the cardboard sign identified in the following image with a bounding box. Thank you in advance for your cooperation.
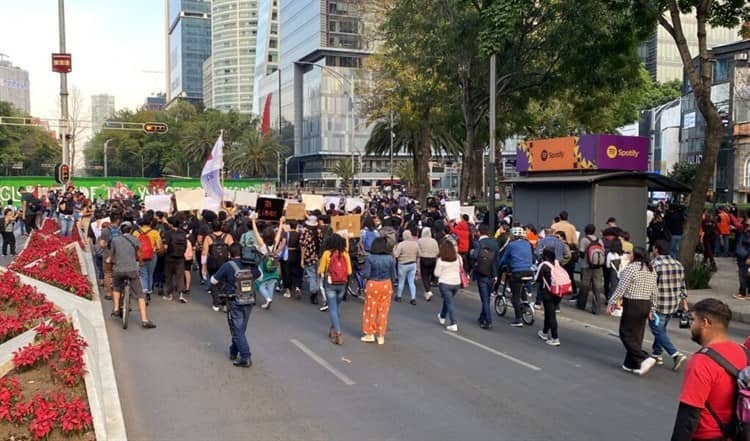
[301,194,325,211]
[445,200,461,220]
[91,217,110,239]
[223,189,236,202]
[286,203,307,220]
[204,197,221,214]
[144,195,172,214]
[460,206,476,223]
[345,198,365,213]
[175,189,205,212]
[330,214,361,238]
[255,197,285,221]
[235,191,258,207]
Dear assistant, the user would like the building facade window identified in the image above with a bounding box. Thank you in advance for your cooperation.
[745,157,750,188]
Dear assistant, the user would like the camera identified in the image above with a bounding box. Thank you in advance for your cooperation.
[678,311,691,329]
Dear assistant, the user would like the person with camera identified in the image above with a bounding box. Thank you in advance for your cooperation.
[210,243,253,368]
[650,240,688,371]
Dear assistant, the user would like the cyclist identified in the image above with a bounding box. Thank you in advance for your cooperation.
[496,226,534,327]
[110,221,157,329]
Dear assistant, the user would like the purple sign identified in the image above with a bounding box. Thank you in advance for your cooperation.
[594,134,648,171]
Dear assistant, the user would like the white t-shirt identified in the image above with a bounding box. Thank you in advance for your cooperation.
[434,257,462,285]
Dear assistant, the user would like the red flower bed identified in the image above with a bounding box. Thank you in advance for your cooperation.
[39,218,83,245]
[0,272,56,344]
[8,233,72,270]
[0,315,93,440]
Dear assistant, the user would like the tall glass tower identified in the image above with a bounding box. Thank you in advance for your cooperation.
[166,0,212,104]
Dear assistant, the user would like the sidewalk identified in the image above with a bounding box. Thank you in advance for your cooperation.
[688,256,750,324]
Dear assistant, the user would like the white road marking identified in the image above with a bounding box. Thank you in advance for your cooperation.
[290,339,356,385]
[443,331,542,371]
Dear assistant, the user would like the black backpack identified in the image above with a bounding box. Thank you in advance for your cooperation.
[475,245,495,277]
[207,233,229,273]
[169,229,187,258]
[27,196,43,213]
[227,261,256,306]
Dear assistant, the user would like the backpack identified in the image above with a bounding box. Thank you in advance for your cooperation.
[239,231,261,266]
[362,229,378,252]
[227,261,257,306]
[700,345,750,441]
[327,251,349,284]
[169,229,187,259]
[585,236,606,268]
[207,233,229,272]
[107,226,122,247]
[537,261,572,297]
[136,229,154,261]
[475,245,495,277]
[27,195,43,213]
[260,252,280,279]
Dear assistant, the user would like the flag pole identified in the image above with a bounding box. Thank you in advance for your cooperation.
[219,129,225,188]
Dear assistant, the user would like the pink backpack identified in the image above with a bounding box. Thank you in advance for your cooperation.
[538,261,572,297]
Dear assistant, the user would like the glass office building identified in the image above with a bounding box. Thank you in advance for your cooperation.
[166,0,211,104]
[252,0,279,116]
[0,56,30,114]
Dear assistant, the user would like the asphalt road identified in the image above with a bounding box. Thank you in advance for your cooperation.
[103,273,750,441]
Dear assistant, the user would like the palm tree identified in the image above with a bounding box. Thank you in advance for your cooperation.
[394,160,416,193]
[331,158,355,189]
[226,131,285,178]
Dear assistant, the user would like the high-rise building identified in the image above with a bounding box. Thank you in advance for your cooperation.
[166,0,211,105]
[252,0,279,116]
[0,55,30,114]
[639,17,742,83]
[90,94,115,134]
[143,93,167,112]
[255,0,378,187]
[202,56,213,109]
[204,0,260,113]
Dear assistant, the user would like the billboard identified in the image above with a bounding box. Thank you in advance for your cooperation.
[516,134,648,172]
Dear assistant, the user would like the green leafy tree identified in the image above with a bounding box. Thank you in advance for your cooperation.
[226,131,285,178]
[668,162,698,188]
[636,0,750,266]
[331,158,355,189]
[394,160,416,193]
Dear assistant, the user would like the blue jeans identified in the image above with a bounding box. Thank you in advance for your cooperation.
[255,279,277,302]
[716,235,730,256]
[227,300,252,363]
[476,276,493,325]
[324,283,346,333]
[139,257,157,293]
[304,264,319,297]
[649,312,677,357]
[438,283,459,325]
[396,262,417,300]
[94,254,104,281]
[669,235,681,258]
[59,215,74,237]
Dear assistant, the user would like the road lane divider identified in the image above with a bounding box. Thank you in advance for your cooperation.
[443,331,542,371]
[290,339,356,385]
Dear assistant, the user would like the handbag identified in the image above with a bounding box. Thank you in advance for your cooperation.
[459,258,470,288]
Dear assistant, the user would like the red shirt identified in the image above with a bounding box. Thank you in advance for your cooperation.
[717,212,731,235]
[679,341,747,440]
[452,222,471,253]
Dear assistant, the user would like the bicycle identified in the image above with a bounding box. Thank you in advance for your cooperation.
[121,278,133,330]
[494,273,535,325]
[345,269,365,301]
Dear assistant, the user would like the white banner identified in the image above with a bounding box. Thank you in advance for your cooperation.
[223,189,236,202]
[234,191,258,207]
[144,195,172,213]
[345,197,365,213]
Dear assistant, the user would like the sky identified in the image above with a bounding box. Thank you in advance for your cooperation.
[0,0,165,121]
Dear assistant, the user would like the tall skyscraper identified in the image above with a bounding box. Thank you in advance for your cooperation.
[639,17,742,83]
[166,0,211,105]
[0,54,30,114]
[90,94,115,134]
[252,0,279,116]
[204,0,259,113]
[254,0,378,186]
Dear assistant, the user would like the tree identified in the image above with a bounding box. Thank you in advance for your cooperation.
[331,158,355,190]
[225,131,285,178]
[637,0,750,267]
[394,160,416,193]
[0,101,59,176]
[668,162,698,188]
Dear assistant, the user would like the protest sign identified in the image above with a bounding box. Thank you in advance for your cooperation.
[255,197,285,221]
[330,214,361,238]
[345,198,365,213]
[235,191,258,208]
[223,189,236,202]
[460,206,476,223]
[175,189,205,211]
[301,194,325,211]
[286,203,307,220]
[204,197,221,214]
[445,200,461,220]
[144,195,172,213]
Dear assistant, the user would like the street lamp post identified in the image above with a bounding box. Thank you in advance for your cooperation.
[488,54,497,234]
[285,156,293,187]
[103,138,114,178]
[58,0,70,167]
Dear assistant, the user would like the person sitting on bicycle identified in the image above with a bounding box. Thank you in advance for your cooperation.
[110,221,157,329]
[496,226,534,327]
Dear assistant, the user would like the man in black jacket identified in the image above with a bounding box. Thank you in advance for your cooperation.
[471,224,499,329]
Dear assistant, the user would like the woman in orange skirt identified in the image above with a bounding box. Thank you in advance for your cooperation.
[361,237,397,345]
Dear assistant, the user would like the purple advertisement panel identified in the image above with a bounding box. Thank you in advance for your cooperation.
[595,134,648,171]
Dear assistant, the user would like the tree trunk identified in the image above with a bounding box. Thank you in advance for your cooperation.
[459,127,483,203]
[677,107,723,267]
[414,123,432,206]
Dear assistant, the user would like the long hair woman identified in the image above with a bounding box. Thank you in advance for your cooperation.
[318,233,352,345]
[607,246,659,376]
[434,241,462,332]
[361,237,396,345]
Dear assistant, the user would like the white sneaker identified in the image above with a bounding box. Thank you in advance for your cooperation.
[360,334,375,343]
[283,292,292,298]
[546,338,561,346]
[446,324,458,332]
[261,299,272,310]
[437,313,446,326]
[319,304,329,312]
[211,305,220,312]
[377,336,385,345]
[425,291,433,301]
[672,353,688,372]
[537,330,549,341]
[636,357,657,376]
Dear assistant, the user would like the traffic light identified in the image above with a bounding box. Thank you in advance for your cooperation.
[142,122,169,134]
[55,163,70,184]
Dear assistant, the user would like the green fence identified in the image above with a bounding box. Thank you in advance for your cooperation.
[0,177,275,206]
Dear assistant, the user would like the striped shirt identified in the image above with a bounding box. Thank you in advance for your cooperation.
[608,262,658,306]
[652,255,687,315]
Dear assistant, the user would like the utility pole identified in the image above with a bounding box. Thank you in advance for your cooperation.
[58,0,70,167]
[104,138,113,177]
[488,54,497,234]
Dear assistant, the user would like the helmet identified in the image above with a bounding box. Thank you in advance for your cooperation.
[511,227,525,238]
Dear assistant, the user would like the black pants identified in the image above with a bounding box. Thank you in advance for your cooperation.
[619,297,651,369]
[164,257,185,295]
[2,232,15,255]
[509,271,533,321]
[542,291,561,339]
[420,257,437,293]
[563,260,577,294]
[282,258,303,291]
[24,214,37,233]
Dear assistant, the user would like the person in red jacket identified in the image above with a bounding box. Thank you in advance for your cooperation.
[451,215,472,274]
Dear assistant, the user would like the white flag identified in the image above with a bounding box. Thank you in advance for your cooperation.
[201,134,224,202]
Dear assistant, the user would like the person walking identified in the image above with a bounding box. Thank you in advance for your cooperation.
[109,222,156,329]
[361,237,397,345]
[607,247,658,376]
[700,211,718,271]
[250,216,283,310]
[280,222,304,299]
[471,223,499,329]
[417,227,439,301]
[318,233,352,344]
[716,207,731,257]
[1,208,15,256]
[133,218,163,300]
[536,248,561,346]
[646,213,671,252]
[735,224,750,300]
[497,227,534,327]
[300,215,322,304]
[393,230,420,304]
[650,240,688,371]
[162,217,187,302]
[435,240,463,332]
[577,224,606,314]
